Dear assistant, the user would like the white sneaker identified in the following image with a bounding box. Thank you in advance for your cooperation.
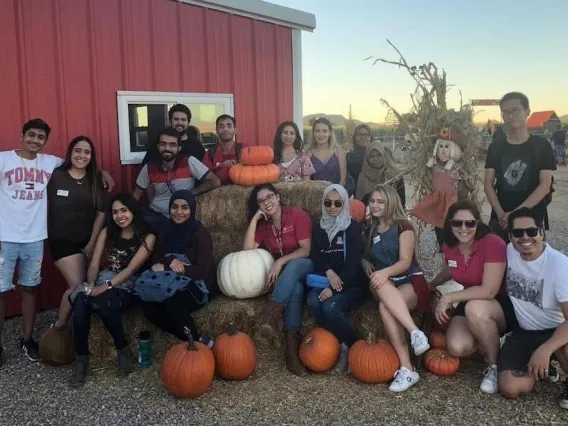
[480,364,498,394]
[388,367,420,392]
[410,330,430,356]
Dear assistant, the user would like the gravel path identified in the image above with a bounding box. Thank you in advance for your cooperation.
[2,170,568,425]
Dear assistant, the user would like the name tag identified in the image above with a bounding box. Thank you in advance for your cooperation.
[448,260,458,268]
[373,235,381,244]
[56,190,69,197]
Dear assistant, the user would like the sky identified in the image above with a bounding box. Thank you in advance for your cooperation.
[271,0,568,124]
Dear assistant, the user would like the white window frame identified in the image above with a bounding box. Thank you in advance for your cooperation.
[116,91,234,165]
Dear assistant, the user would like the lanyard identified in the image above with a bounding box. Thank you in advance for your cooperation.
[271,224,284,258]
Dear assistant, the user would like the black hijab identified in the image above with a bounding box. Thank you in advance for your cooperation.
[163,190,201,254]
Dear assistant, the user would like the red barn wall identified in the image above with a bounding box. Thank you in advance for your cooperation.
[0,0,294,316]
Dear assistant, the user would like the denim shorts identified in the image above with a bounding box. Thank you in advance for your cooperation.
[0,241,44,292]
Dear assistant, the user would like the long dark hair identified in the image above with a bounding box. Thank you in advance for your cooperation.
[443,200,491,247]
[58,136,105,208]
[105,193,150,253]
[273,121,303,163]
[247,183,280,222]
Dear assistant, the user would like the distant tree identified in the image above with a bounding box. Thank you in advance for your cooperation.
[343,105,356,151]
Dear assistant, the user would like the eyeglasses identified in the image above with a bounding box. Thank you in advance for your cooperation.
[324,200,343,208]
[450,219,477,229]
[510,227,540,238]
[257,193,276,205]
[501,107,524,118]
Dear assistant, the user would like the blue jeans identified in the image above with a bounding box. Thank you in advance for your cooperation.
[307,287,364,346]
[0,241,44,292]
[270,258,313,332]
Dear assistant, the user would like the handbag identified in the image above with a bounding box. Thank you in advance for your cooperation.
[307,230,347,289]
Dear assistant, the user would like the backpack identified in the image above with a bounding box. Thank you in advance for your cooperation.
[207,142,243,163]
[491,136,554,206]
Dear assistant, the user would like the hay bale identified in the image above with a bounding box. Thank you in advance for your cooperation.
[88,308,178,360]
[193,296,423,343]
[210,231,240,265]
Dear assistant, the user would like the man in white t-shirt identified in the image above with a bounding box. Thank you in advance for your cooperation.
[498,207,568,409]
[0,119,114,366]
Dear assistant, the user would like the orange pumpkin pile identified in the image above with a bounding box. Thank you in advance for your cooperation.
[299,327,340,373]
[212,324,257,381]
[429,330,446,350]
[230,146,279,186]
[423,348,460,376]
[348,334,399,384]
[161,328,215,398]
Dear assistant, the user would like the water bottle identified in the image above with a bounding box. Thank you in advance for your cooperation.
[137,330,152,368]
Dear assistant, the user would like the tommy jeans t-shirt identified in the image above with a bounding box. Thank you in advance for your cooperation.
[0,150,63,243]
[506,243,568,330]
[136,156,209,217]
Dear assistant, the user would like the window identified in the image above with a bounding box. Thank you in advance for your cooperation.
[117,91,234,164]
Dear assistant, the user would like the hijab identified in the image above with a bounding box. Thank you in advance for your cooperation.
[346,124,373,183]
[355,141,399,200]
[163,190,201,254]
[320,184,351,243]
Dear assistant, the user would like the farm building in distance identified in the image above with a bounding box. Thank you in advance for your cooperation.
[527,110,563,134]
[0,0,316,316]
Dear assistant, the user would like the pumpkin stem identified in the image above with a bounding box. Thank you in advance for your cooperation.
[366,332,376,344]
[227,323,237,336]
[184,326,197,351]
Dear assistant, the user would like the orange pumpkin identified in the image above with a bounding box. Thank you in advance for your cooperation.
[349,199,366,223]
[39,326,75,366]
[229,163,279,186]
[423,348,460,376]
[430,330,446,349]
[299,328,340,373]
[348,333,400,384]
[161,328,215,398]
[212,324,257,380]
[240,146,274,166]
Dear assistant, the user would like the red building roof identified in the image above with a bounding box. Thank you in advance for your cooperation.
[527,111,559,129]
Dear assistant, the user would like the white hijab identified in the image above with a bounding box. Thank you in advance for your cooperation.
[320,184,351,243]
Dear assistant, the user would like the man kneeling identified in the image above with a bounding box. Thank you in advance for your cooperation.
[498,208,568,409]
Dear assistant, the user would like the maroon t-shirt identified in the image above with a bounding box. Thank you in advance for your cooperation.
[255,206,312,259]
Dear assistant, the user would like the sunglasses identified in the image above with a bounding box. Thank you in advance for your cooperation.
[450,219,477,229]
[324,200,343,208]
[511,227,540,238]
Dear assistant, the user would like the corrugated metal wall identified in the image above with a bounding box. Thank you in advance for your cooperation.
[0,0,294,316]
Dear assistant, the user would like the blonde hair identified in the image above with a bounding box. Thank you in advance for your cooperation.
[310,119,338,153]
[369,184,407,226]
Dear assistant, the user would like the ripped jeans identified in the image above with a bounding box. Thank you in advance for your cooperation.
[307,286,364,346]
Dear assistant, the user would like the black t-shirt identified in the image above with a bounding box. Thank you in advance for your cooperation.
[485,135,556,216]
[142,136,205,165]
[47,168,107,242]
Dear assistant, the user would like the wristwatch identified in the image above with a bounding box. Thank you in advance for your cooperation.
[105,280,113,289]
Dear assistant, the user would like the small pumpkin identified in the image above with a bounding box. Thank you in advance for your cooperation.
[240,146,274,166]
[39,326,75,366]
[299,328,340,373]
[349,199,366,223]
[161,328,215,398]
[423,348,460,376]
[348,333,400,384]
[430,330,446,349]
[217,249,274,299]
[212,324,257,380]
[229,163,279,186]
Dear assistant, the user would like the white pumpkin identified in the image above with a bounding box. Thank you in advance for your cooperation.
[217,249,274,299]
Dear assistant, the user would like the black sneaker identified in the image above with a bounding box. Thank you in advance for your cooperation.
[560,380,568,410]
[547,363,560,383]
[20,338,40,362]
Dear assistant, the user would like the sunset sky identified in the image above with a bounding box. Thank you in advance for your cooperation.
[272,0,568,124]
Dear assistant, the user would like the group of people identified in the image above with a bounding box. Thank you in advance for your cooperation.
[0,91,566,409]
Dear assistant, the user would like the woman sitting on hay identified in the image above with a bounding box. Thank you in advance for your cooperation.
[135,190,216,347]
[362,184,430,392]
[69,194,155,387]
[243,183,313,376]
[307,184,366,373]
